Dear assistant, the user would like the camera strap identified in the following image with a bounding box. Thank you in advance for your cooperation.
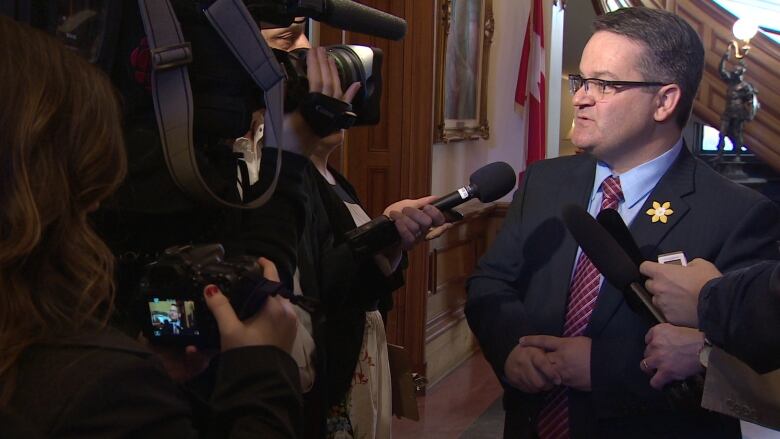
[300,92,358,137]
[137,0,284,209]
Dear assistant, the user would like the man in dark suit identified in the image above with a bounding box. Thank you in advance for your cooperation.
[163,303,184,335]
[465,7,780,439]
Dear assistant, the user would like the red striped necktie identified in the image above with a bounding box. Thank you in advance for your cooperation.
[536,175,623,439]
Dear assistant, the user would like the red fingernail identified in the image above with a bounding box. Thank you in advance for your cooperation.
[205,285,218,298]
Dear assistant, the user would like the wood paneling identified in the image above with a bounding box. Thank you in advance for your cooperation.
[630,0,780,171]
[319,1,436,374]
[424,202,508,386]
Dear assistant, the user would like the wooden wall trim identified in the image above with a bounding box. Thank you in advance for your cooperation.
[425,304,467,343]
[423,199,509,385]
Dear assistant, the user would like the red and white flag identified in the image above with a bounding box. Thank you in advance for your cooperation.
[515,0,546,170]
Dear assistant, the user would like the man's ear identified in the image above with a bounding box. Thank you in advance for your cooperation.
[653,84,682,123]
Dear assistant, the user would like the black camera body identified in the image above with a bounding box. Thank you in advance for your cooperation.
[139,244,284,347]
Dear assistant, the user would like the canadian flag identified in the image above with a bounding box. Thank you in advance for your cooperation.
[515,0,546,169]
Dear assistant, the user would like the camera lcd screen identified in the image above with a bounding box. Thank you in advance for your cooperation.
[147,298,200,338]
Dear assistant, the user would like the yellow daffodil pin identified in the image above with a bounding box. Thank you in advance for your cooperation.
[646,201,673,223]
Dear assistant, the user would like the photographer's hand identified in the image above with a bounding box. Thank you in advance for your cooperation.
[205,257,298,353]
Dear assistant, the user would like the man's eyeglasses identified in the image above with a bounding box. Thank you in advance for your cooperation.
[568,74,669,100]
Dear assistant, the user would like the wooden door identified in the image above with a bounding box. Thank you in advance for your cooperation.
[319,0,436,376]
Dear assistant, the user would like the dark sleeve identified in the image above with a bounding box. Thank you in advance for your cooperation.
[465,168,530,378]
[699,261,780,374]
[711,197,780,272]
[56,347,301,439]
[309,176,405,312]
[54,350,198,439]
[232,149,314,288]
[318,237,405,312]
[208,346,303,439]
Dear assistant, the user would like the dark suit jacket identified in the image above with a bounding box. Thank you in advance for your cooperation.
[466,148,780,438]
[5,331,302,438]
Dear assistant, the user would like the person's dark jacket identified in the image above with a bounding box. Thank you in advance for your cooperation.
[4,330,302,438]
[699,260,780,374]
[302,166,404,407]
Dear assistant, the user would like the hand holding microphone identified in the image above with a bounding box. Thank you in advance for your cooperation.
[384,196,446,251]
[346,162,517,256]
[640,259,721,328]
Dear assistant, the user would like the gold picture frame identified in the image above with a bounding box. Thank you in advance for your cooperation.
[434,0,494,143]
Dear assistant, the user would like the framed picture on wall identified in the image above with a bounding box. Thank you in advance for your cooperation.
[434,0,494,143]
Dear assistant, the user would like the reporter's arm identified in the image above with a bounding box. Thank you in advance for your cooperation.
[698,260,780,373]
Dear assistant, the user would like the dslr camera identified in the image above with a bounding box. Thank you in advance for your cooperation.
[139,244,308,347]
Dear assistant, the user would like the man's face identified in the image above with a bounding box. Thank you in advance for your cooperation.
[168,305,180,322]
[571,31,660,166]
[260,21,310,51]
[259,20,346,151]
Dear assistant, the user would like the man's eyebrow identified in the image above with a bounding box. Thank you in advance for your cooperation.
[580,70,619,80]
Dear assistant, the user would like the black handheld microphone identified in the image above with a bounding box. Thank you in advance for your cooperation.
[431,161,517,211]
[594,208,651,318]
[561,204,665,323]
[597,208,645,268]
[345,162,517,256]
[318,0,407,40]
[562,204,703,409]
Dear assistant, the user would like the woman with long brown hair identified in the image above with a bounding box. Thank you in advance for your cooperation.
[0,15,301,438]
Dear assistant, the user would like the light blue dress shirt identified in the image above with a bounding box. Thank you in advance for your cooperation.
[571,138,684,283]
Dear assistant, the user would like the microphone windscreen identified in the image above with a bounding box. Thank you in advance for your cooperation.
[324,0,407,40]
[470,161,517,203]
[597,208,645,267]
[561,204,640,290]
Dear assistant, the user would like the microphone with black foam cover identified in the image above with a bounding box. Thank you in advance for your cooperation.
[597,208,645,268]
[318,0,407,41]
[432,161,517,211]
[561,204,664,323]
[562,204,703,409]
[345,161,517,256]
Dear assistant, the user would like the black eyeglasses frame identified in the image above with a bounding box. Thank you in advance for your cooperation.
[568,74,670,97]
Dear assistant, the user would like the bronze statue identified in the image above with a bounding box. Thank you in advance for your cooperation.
[715,49,760,160]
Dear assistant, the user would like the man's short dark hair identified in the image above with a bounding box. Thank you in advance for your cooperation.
[593,7,704,128]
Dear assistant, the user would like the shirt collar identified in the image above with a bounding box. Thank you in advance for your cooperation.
[591,138,683,208]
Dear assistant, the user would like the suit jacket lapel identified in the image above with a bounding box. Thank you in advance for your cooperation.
[630,148,694,259]
[587,147,695,337]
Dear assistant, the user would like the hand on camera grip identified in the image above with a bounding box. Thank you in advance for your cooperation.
[204,257,297,353]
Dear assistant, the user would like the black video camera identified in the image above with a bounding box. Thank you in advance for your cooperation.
[139,244,313,347]
[276,45,383,127]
